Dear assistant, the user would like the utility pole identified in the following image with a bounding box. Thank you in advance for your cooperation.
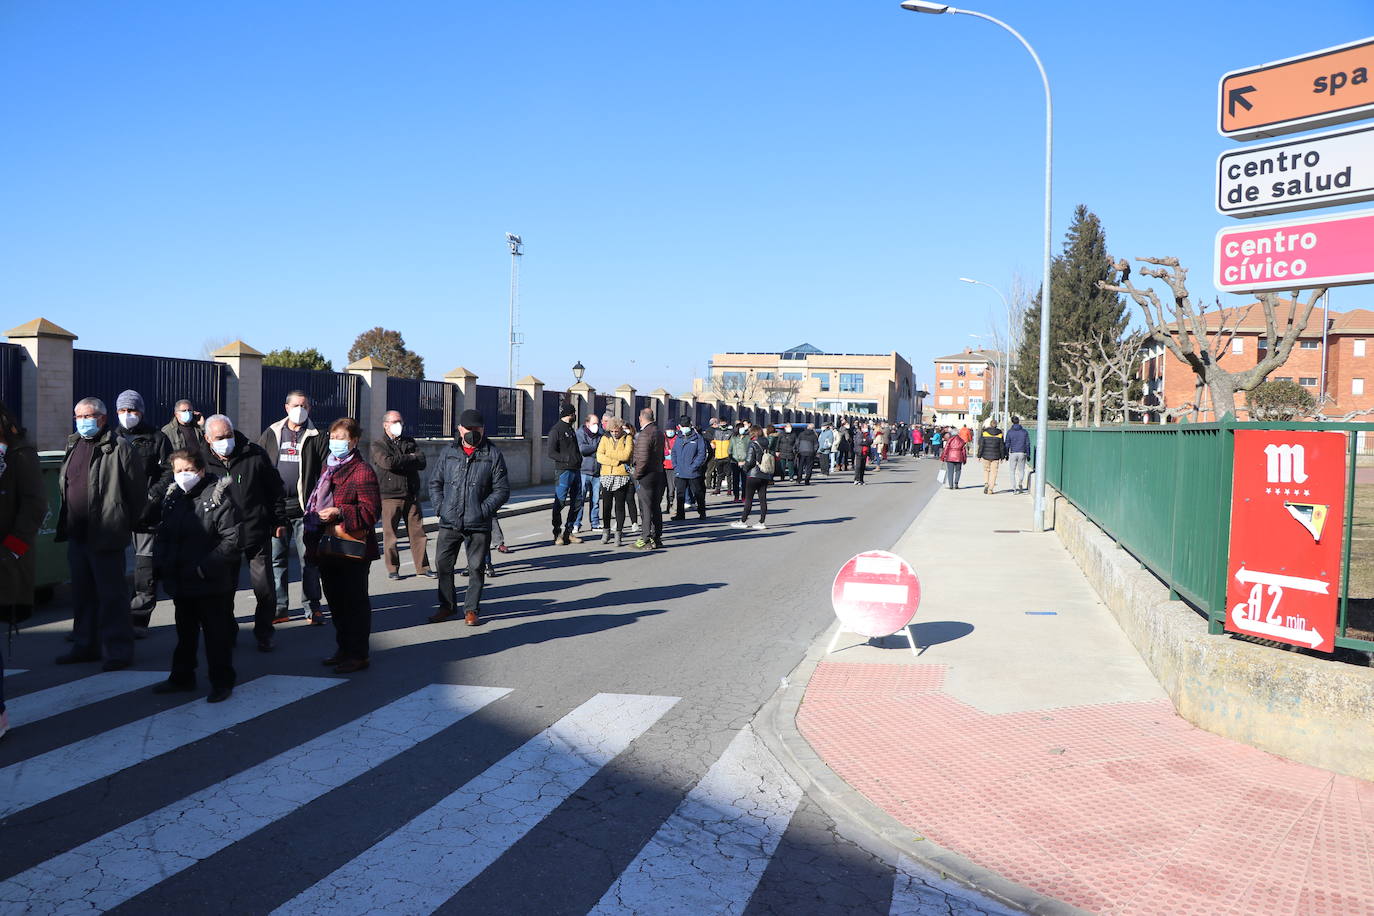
[506,233,524,389]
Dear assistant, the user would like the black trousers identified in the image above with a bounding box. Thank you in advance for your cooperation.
[741,477,769,523]
[435,527,489,615]
[729,462,744,499]
[637,472,666,543]
[854,451,867,482]
[797,454,815,483]
[601,482,632,530]
[246,543,279,640]
[67,540,134,663]
[319,557,372,661]
[169,593,237,689]
[673,475,706,519]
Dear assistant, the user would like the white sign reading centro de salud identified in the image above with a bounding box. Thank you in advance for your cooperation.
[1216,124,1374,217]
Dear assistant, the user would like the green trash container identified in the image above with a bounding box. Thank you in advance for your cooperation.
[31,450,68,604]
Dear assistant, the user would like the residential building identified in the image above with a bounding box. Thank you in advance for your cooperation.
[694,344,919,421]
[929,348,1004,426]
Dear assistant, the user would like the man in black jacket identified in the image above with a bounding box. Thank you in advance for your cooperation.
[777,424,798,483]
[794,425,820,484]
[114,389,172,635]
[204,414,288,652]
[631,408,666,550]
[546,402,582,545]
[977,421,1009,495]
[428,409,510,627]
[372,410,432,581]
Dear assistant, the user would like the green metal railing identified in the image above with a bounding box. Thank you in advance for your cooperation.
[1040,420,1373,655]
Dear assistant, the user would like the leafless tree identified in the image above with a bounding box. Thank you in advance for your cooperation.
[1099,257,1326,419]
[708,372,761,404]
[760,377,803,410]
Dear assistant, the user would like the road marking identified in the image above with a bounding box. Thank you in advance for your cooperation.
[6,670,168,726]
[0,675,338,818]
[891,855,1018,915]
[273,692,679,916]
[1234,565,1329,595]
[589,725,803,916]
[0,684,511,914]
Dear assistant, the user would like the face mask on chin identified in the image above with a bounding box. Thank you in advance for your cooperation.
[119,412,140,430]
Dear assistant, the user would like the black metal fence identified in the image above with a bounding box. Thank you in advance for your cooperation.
[388,377,450,438]
[260,366,360,433]
[74,349,226,430]
[593,394,609,420]
[0,343,23,428]
[475,384,521,437]
[543,389,571,433]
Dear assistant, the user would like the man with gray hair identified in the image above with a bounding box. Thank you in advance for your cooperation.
[205,413,288,651]
[55,397,145,669]
[113,389,172,636]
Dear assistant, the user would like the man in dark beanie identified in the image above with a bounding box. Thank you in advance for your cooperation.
[114,389,172,635]
[545,401,582,545]
[428,409,510,627]
[669,415,708,521]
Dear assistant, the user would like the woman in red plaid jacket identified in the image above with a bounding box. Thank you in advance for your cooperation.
[304,417,381,674]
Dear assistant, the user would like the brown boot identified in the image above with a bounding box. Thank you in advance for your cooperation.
[464,610,480,627]
[428,609,456,624]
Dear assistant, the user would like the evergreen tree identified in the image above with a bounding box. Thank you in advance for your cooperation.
[1011,205,1125,419]
[348,327,425,379]
[263,347,332,371]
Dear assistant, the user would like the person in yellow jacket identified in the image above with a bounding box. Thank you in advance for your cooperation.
[595,418,635,546]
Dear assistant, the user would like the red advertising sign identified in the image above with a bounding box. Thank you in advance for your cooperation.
[1226,429,1348,652]
[831,550,921,638]
[1214,208,1374,293]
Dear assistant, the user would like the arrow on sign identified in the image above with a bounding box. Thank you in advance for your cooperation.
[1235,566,1330,595]
[1230,603,1324,648]
[1228,84,1256,116]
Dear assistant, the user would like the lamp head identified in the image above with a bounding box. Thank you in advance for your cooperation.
[959,277,977,284]
[900,1,954,12]
[572,360,585,382]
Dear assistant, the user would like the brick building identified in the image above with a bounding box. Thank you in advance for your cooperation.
[1140,301,1374,421]
[929,348,1004,426]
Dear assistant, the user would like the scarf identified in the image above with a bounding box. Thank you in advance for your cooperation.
[305,450,354,521]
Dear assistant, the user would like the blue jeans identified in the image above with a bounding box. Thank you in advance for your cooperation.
[271,517,322,613]
[575,473,600,529]
[552,470,581,535]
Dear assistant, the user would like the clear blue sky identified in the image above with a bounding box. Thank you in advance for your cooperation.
[3,1,1371,395]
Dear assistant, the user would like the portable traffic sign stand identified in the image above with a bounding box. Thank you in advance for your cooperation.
[826,550,922,657]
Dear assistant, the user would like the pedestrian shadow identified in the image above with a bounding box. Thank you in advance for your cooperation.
[783,516,854,527]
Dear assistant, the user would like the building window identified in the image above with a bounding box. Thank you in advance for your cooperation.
[940,364,953,373]
[957,379,965,388]
[969,380,984,390]
[1300,340,1319,349]
[839,373,864,393]
[781,372,803,381]
[1232,339,1244,354]
[1273,376,1293,383]
[956,396,965,404]
[813,373,830,391]
[938,395,953,405]
[1355,378,1365,396]
[939,380,952,389]
[756,371,774,381]
[722,371,746,387]
[1299,377,1317,387]
[1357,340,1367,358]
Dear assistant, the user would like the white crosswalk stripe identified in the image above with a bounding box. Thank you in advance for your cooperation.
[0,684,511,914]
[6,670,167,726]
[0,674,338,818]
[589,724,803,916]
[272,692,680,916]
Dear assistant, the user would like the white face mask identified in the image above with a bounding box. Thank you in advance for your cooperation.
[119,412,141,430]
[588,423,599,433]
[177,410,193,424]
[287,405,308,425]
[211,436,235,457]
[174,471,201,492]
[387,422,404,438]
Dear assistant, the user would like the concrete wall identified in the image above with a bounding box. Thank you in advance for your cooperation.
[413,436,554,504]
[1050,490,1374,780]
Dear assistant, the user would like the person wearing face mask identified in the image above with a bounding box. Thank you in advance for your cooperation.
[546,402,583,546]
[161,399,204,454]
[302,418,381,673]
[631,408,666,550]
[595,416,634,546]
[113,390,173,635]
[428,409,510,627]
[149,449,241,703]
[777,424,798,484]
[204,414,288,652]
[669,416,707,522]
[371,410,432,582]
[661,423,678,513]
[574,413,603,534]
[258,390,328,625]
[55,397,145,669]
[728,422,750,502]
[0,399,46,738]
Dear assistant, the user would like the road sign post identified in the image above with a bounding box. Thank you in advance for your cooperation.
[827,550,922,657]
[1219,37,1374,140]
[1216,124,1374,217]
[1214,208,1374,293]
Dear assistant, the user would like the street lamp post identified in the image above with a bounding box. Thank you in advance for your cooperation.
[902,1,1053,531]
[960,278,1012,424]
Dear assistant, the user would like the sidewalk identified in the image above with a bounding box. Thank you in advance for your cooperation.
[783,479,1374,914]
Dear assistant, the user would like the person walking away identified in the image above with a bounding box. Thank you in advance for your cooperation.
[595,417,634,545]
[546,402,582,545]
[0,400,46,738]
[1005,416,1031,494]
[56,397,144,669]
[161,399,205,455]
[959,424,973,446]
[838,424,853,471]
[977,420,1008,494]
[911,425,923,458]
[853,425,869,485]
[204,414,288,651]
[670,417,708,521]
[929,427,943,461]
[730,425,773,530]
[795,424,819,484]
[575,414,603,533]
[632,408,666,549]
[940,428,968,489]
[428,410,510,627]
[870,426,886,472]
[777,424,797,482]
[114,390,172,637]
[259,391,328,625]
[817,424,835,475]
[662,425,678,512]
[303,418,381,672]
[706,419,728,495]
[150,449,240,702]
[372,411,432,580]
[728,422,749,500]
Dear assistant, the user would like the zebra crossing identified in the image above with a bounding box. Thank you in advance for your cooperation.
[0,671,1019,915]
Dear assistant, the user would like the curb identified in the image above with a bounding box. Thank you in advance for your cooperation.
[752,622,1091,916]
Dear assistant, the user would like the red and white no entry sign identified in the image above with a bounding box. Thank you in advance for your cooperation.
[829,550,921,654]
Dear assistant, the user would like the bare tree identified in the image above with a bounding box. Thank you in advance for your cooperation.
[708,373,761,404]
[199,335,237,360]
[760,377,803,410]
[1099,257,1326,419]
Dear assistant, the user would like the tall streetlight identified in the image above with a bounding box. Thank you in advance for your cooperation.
[960,277,1012,424]
[505,233,524,389]
[902,1,1053,531]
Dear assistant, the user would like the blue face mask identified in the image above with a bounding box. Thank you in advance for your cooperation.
[328,439,351,459]
[75,417,100,439]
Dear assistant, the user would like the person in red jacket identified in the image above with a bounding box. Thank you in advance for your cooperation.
[662,427,678,512]
[940,427,968,490]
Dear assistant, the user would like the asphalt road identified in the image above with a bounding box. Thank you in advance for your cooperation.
[0,454,1018,915]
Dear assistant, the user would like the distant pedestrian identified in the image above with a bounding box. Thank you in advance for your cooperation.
[728,422,750,500]
[575,413,603,533]
[662,425,678,511]
[853,425,869,485]
[161,399,205,454]
[546,402,582,546]
[1005,416,1031,494]
[940,428,968,489]
[709,420,732,495]
[871,426,886,472]
[795,424,819,484]
[596,417,634,546]
[777,424,797,482]
[817,423,836,475]
[730,425,773,531]
[114,390,172,637]
[632,408,666,549]
[670,417,707,520]
[911,425,923,458]
[977,420,1008,495]
[838,424,853,471]
[0,400,46,738]
[958,424,973,445]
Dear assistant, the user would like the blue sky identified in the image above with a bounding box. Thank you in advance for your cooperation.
[3,1,1372,394]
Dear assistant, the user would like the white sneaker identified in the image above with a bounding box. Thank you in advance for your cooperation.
[631,523,641,533]
[751,522,767,530]
[729,521,749,530]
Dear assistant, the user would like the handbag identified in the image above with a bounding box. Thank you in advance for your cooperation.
[318,522,368,561]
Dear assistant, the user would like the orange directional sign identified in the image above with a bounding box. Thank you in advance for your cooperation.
[1220,37,1374,140]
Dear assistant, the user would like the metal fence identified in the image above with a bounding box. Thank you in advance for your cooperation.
[543,389,569,433]
[260,366,360,433]
[475,385,521,437]
[0,343,23,427]
[1041,420,1373,654]
[593,394,609,420]
[388,378,450,438]
[74,349,226,430]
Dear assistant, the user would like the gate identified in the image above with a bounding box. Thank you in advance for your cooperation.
[74,350,226,429]
[0,343,23,428]
[260,367,360,433]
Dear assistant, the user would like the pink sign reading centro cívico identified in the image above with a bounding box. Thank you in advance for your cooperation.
[1214,207,1374,293]
[830,549,921,638]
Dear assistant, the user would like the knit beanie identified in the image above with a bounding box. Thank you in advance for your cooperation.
[116,390,145,414]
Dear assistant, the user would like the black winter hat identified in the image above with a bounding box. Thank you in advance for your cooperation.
[459,409,485,428]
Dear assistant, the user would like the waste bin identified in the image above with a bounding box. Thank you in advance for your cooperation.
[31,450,67,604]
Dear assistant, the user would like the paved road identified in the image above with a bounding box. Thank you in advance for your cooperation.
[0,455,1018,915]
